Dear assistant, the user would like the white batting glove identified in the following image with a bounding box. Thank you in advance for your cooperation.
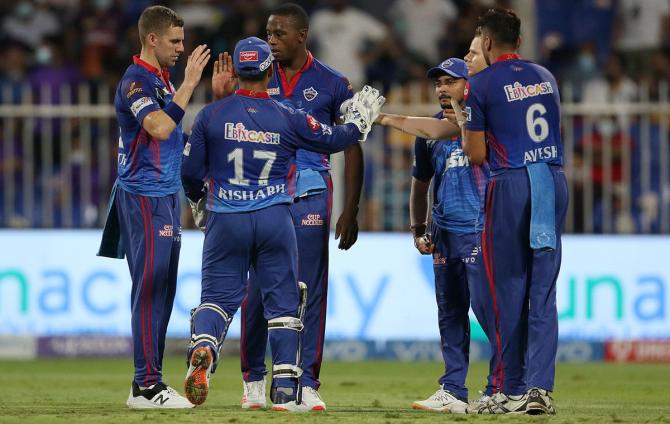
[342,86,386,142]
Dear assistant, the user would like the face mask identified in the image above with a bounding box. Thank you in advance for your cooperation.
[94,0,112,10]
[577,54,596,73]
[35,46,52,65]
[16,1,34,18]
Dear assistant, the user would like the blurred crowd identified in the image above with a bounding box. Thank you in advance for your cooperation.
[1,0,670,233]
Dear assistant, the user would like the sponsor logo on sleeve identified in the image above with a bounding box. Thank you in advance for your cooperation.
[267,87,280,96]
[463,82,470,102]
[306,114,321,132]
[126,82,143,98]
[239,51,258,62]
[129,97,154,117]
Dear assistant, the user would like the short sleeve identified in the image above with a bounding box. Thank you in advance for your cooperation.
[331,76,354,123]
[412,137,434,181]
[464,79,485,132]
[120,75,161,125]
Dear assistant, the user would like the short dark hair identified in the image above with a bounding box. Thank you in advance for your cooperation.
[269,2,310,30]
[477,8,520,47]
[138,6,184,45]
[238,68,272,82]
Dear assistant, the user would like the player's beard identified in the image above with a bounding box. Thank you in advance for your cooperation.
[439,95,452,110]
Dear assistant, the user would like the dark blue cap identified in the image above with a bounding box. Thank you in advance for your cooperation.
[426,58,468,79]
[233,37,274,77]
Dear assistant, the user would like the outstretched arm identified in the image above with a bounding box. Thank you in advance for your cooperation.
[376,113,460,139]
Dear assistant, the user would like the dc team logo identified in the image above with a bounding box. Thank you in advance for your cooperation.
[303,86,318,101]
[239,51,258,62]
[306,114,321,132]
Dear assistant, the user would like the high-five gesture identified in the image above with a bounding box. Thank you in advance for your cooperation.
[183,44,211,89]
[212,52,238,100]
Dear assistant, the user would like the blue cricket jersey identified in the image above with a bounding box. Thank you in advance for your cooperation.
[181,89,360,213]
[268,52,353,195]
[413,111,488,234]
[114,55,185,196]
[464,54,563,172]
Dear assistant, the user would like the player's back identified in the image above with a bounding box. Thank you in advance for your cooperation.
[466,57,562,172]
[186,89,358,214]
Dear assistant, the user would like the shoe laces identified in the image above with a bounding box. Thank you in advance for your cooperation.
[303,386,322,401]
[245,380,265,398]
[429,389,457,403]
[472,390,491,405]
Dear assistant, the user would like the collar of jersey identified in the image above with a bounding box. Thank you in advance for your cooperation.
[133,55,171,86]
[275,51,314,97]
[235,89,270,99]
[494,53,521,63]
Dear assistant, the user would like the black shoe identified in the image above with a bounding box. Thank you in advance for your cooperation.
[526,387,556,415]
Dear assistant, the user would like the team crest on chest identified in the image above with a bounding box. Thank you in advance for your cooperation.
[303,86,318,101]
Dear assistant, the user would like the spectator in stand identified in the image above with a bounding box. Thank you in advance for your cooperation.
[1,0,60,49]
[0,41,31,104]
[309,0,387,89]
[388,0,457,64]
[79,0,124,80]
[559,42,601,102]
[615,0,670,76]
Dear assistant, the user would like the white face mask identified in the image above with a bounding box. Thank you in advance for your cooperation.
[35,46,52,65]
[15,1,34,18]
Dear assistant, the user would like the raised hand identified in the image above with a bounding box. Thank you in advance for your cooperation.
[183,44,211,89]
[212,52,237,100]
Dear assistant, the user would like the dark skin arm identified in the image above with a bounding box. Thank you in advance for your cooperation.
[409,177,433,254]
[336,142,363,249]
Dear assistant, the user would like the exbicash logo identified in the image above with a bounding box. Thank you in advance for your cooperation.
[303,86,318,101]
[302,213,324,226]
[225,122,280,144]
[159,225,173,237]
[239,51,258,62]
[504,81,554,102]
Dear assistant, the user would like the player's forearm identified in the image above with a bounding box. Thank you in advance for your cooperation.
[463,129,487,165]
[342,143,364,216]
[377,113,460,139]
[307,123,361,154]
[410,178,430,233]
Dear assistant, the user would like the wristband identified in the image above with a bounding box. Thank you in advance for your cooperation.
[410,222,427,238]
[164,102,185,125]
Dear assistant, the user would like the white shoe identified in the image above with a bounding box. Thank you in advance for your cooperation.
[126,382,194,409]
[184,347,214,406]
[467,390,491,413]
[474,391,528,414]
[300,386,326,411]
[270,386,308,412]
[411,388,468,413]
[241,377,267,409]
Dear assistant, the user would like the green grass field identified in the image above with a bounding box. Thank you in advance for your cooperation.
[1,357,668,423]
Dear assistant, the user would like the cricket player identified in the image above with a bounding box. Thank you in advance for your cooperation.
[180,36,384,411]
[97,5,209,409]
[236,3,362,411]
[407,58,488,414]
[375,33,500,409]
[463,8,568,415]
